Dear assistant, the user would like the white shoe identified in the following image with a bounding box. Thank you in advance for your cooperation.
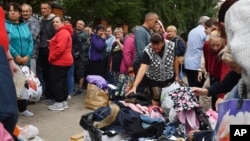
[67,95,72,100]
[48,102,64,111]
[62,101,69,109]
[19,110,34,117]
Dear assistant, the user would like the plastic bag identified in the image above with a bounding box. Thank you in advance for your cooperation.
[161,82,180,109]
[19,66,42,101]
[19,125,39,140]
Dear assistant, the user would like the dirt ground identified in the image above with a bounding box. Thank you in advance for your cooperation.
[17,92,91,141]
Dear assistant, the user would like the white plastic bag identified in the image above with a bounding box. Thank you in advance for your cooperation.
[19,125,39,140]
[168,108,178,122]
[160,82,180,107]
[19,65,42,101]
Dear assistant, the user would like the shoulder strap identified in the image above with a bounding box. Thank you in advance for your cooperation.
[237,82,247,109]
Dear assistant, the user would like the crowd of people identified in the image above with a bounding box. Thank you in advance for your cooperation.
[1,0,250,140]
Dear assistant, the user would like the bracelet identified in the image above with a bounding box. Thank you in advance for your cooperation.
[8,58,14,61]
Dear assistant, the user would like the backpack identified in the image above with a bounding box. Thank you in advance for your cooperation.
[174,37,186,56]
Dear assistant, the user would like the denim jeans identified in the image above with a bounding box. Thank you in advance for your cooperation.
[67,64,75,96]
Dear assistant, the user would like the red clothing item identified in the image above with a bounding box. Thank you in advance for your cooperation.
[49,24,73,66]
[203,41,230,98]
[0,7,9,52]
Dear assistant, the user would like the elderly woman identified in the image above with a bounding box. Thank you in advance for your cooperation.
[88,24,107,79]
[47,16,73,111]
[127,32,179,106]
[108,27,124,85]
[5,2,34,117]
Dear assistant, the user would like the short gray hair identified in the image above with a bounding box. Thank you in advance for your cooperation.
[198,16,210,24]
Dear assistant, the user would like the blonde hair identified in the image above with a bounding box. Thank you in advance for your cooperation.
[209,30,225,46]
[209,30,221,39]
[166,25,177,32]
[219,46,234,63]
[114,27,123,34]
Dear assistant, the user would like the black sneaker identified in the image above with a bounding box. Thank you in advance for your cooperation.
[73,89,83,96]
[40,95,49,101]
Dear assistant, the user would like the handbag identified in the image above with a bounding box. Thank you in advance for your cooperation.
[215,83,250,141]
[84,83,109,110]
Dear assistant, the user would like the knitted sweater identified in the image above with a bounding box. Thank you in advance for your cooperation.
[225,0,250,98]
[144,40,175,81]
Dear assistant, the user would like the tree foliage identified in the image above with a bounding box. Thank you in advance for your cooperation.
[16,0,218,35]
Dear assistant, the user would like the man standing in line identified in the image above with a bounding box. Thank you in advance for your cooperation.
[133,12,158,93]
[184,16,209,87]
[74,20,88,95]
[21,3,40,74]
[37,2,55,100]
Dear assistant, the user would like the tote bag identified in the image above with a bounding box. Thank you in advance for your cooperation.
[215,92,250,141]
[84,83,109,110]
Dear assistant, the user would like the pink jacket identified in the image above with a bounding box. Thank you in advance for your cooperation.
[120,34,135,74]
[0,122,13,141]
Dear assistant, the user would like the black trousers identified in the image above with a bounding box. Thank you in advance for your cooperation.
[17,100,27,112]
[49,64,70,102]
[37,48,50,98]
[185,69,204,87]
[88,60,107,79]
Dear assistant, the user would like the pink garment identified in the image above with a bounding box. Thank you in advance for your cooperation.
[206,108,218,123]
[119,101,148,115]
[0,123,13,141]
[148,105,165,120]
[177,110,200,133]
[120,34,135,74]
[157,20,168,39]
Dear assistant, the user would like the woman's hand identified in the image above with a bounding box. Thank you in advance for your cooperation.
[175,76,180,82]
[9,60,20,75]
[22,56,30,65]
[191,87,208,96]
[15,55,23,64]
[198,71,203,82]
[125,86,136,97]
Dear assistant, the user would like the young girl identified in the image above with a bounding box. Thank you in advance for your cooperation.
[201,30,230,111]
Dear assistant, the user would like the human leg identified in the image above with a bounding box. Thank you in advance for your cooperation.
[185,69,204,87]
[37,48,51,99]
[67,64,75,97]
[48,65,70,111]
[18,100,33,117]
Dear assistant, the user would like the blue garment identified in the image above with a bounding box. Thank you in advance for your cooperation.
[225,83,239,100]
[67,63,75,95]
[5,20,34,64]
[184,25,207,70]
[0,46,18,134]
[172,37,186,56]
[134,26,151,64]
[89,33,106,61]
[140,115,164,129]
[105,34,116,53]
